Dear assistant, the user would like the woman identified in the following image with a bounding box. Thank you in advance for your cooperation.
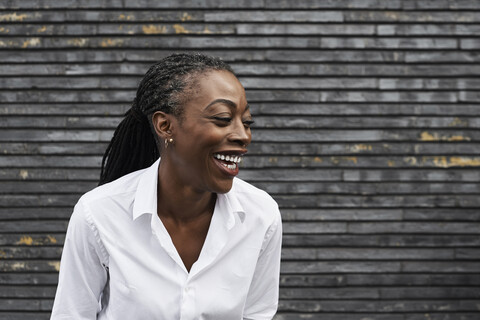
[51,53,282,319]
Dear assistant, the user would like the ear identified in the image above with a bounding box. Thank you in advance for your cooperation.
[151,111,174,140]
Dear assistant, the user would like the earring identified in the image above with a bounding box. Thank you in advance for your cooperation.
[164,138,173,149]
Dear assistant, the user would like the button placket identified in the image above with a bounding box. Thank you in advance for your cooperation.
[180,284,195,320]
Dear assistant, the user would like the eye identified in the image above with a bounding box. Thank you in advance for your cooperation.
[213,116,232,123]
[243,120,255,128]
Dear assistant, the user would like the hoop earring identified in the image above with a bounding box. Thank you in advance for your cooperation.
[164,138,174,149]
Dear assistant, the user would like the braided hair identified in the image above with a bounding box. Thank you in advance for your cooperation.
[99,53,235,185]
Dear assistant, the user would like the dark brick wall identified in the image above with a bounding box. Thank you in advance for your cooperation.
[1,1,479,319]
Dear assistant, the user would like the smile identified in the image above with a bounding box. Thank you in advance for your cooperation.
[213,153,243,170]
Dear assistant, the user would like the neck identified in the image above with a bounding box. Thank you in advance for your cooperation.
[157,161,216,224]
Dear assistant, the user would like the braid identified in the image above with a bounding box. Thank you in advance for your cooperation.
[99,100,159,185]
[98,53,234,185]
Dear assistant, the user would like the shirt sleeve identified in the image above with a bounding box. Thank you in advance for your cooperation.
[243,208,283,320]
[51,199,109,319]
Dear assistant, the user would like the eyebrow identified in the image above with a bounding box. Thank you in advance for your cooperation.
[203,98,250,112]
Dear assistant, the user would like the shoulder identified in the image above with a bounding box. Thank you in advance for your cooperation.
[73,168,149,226]
[79,168,146,206]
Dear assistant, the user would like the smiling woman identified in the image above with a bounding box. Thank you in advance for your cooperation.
[50,53,282,320]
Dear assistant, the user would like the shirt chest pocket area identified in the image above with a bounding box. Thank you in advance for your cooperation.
[105,280,146,318]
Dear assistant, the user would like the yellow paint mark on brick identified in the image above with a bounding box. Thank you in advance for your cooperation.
[67,38,87,46]
[203,26,212,34]
[0,27,9,33]
[405,157,418,165]
[0,13,28,21]
[37,25,47,33]
[173,24,190,34]
[142,24,167,34]
[314,157,323,163]
[0,250,6,258]
[119,14,133,21]
[385,11,399,20]
[47,235,58,244]
[19,169,29,179]
[268,157,278,164]
[17,236,33,245]
[447,135,470,141]
[420,131,471,142]
[428,156,480,168]
[448,157,480,167]
[180,12,193,21]
[49,261,61,272]
[101,38,124,47]
[346,157,358,164]
[11,262,26,271]
[420,131,436,141]
[22,38,40,48]
[351,144,372,152]
[387,160,395,167]
[433,156,448,168]
[449,117,468,127]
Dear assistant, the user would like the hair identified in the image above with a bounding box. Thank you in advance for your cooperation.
[99,53,235,185]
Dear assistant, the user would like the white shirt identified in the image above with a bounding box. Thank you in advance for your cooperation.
[51,158,282,320]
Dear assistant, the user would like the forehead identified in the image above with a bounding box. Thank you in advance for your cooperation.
[195,70,244,94]
[184,70,247,112]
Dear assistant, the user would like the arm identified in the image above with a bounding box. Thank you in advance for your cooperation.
[243,209,283,320]
[51,200,109,319]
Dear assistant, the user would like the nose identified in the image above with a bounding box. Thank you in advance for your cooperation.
[229,119,251,147]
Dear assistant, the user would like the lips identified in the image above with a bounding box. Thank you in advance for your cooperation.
[212,152,245,177]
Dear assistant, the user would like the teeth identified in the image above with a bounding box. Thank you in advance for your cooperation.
[214,153,243,164]
[222,163,237,170]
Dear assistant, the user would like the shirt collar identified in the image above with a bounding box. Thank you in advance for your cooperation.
[219,183,245,227]
[132,158,245,224]
[132,158,160,220]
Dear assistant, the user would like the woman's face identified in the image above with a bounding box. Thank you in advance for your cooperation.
[166,70,253,194]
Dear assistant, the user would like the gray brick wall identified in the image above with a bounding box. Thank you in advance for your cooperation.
[1,1,479,319]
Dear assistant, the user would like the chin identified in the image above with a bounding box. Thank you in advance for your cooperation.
[211,180,234,194]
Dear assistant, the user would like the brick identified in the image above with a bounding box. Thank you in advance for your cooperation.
[236,24,376,35]
[254,181,480,194]
[275,194,480,209]
[347,274,480,286]
[281,261,402,273]
[282,234,480,247]
[348,222,480,234]
[345,11,480,23]
[0,312,50,320]
[0,168,98,181]
[0,273,59,285]
[281,248,455,260]
[0,195,80,207]
[0,234,66,246]
[278,299,480,312]
[0,208,72,220]
[0,247,62,259]
[0,221,67,233]
[205,11,344,22]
